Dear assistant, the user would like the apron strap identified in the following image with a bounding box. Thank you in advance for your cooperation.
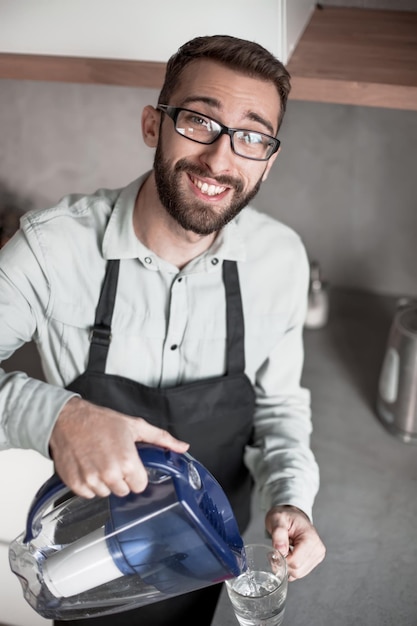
[223,260,246,375]
[87,259,120,372]
[86,259,245,375]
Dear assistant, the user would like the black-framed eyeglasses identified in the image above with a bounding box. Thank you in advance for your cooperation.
[157,104,280,162]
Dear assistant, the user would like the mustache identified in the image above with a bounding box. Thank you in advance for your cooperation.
[174,159,244,193]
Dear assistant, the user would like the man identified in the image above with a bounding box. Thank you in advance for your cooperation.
[0,35,325,625]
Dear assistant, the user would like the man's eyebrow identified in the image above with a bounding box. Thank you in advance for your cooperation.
[179,96,276,136]
[180,95,221,109]
[245,112,275,136]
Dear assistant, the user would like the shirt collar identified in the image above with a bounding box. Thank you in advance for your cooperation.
[102,175,146,260]
[102,173,247,265]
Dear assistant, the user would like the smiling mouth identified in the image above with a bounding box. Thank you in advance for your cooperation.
[189,175,228,197]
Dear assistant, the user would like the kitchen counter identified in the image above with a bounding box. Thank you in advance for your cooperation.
[213,288,417,626]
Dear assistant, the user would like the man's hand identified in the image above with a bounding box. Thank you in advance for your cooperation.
[265,505,326,581]
[49,396,189,499]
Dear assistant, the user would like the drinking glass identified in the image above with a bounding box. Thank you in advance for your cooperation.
[225,543,288,626]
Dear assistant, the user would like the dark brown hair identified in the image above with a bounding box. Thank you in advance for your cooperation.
[158,35,291,132]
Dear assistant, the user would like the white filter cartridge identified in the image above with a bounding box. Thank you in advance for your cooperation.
[43,526,124,597]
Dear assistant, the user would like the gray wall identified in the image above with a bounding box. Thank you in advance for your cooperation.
[0,78,416,298]
[257,100,417,298]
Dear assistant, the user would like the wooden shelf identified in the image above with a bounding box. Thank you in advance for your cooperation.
[0,7,416,110]
[0,54,166,89]
[287,6,417,110]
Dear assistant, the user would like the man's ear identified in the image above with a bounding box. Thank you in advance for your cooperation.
[262,146,281,182]
[142,105,160,147]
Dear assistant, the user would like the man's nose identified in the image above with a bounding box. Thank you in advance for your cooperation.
[199,133,235,172]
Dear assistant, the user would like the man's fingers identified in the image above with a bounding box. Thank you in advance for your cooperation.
[286,538,324,580]
[132,418,190,453]
[51,399,191,498]
[265,505,326,582]
[117,448,152,495]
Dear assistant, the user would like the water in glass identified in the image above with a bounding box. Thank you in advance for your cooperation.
[226,568,287,626]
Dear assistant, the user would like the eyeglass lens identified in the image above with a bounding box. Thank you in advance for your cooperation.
[174,109,277,160]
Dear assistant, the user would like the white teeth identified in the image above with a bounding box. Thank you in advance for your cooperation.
[192,177,226,197]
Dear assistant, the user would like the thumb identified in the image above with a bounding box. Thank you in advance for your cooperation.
[131,418,190,453]
[271,522,290,557]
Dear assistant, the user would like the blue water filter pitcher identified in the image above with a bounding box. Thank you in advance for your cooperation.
[8,444,246,620]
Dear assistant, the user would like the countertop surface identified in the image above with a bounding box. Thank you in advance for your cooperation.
[213,288,417,626]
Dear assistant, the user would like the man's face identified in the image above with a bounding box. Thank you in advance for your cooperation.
[151,59,281,236]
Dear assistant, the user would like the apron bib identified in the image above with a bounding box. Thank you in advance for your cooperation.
[60,259,255,626]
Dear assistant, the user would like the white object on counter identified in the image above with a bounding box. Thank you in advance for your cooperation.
[304,261,329,329]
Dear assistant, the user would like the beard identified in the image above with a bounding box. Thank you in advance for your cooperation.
[153,142,264,236]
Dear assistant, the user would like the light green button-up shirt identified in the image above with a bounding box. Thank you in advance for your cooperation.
[0,174,319,518]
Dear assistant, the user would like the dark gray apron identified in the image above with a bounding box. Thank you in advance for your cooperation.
[57,259,255,626]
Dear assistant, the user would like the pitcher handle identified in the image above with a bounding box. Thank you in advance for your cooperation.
[24,444,190,544]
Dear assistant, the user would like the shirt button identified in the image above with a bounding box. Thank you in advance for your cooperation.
[177,277,183,282]
[211,258,219,265]
[170,344,178,351]
[144,256,152,264]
